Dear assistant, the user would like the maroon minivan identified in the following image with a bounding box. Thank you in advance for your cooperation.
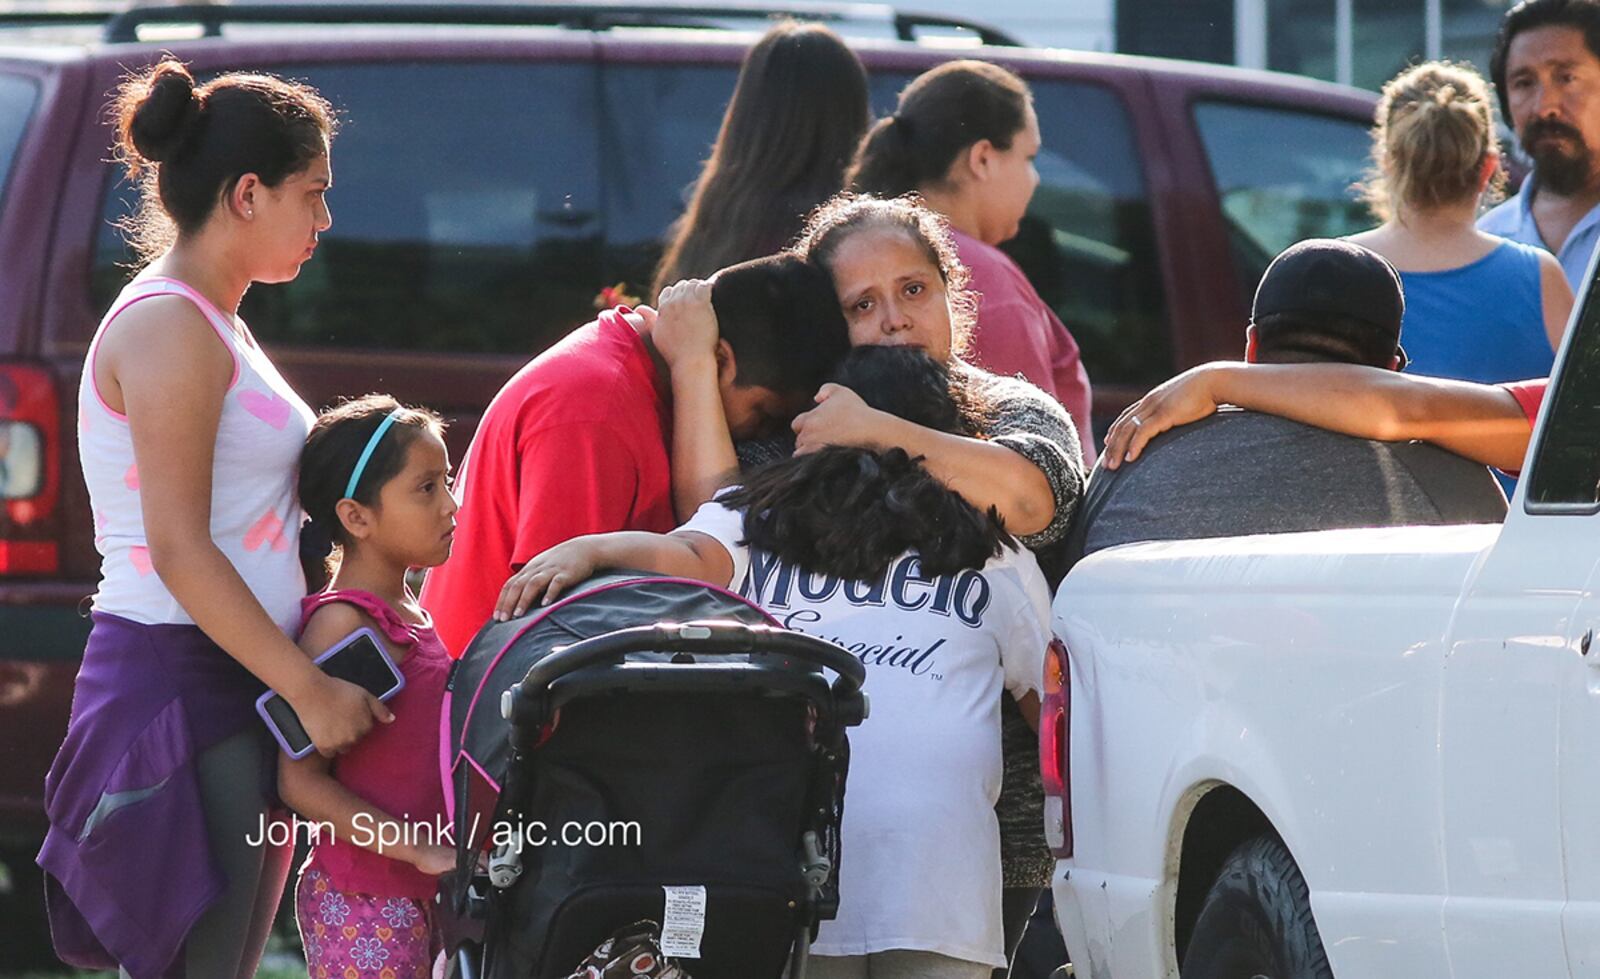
[0,2,1377,957]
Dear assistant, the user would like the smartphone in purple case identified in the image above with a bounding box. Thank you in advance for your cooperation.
[256,626,406,759]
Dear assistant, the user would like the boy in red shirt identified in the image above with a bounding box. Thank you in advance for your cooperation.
[422,255,849,655]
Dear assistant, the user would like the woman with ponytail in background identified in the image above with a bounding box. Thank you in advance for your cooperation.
[37,61,388,979]
[849,60,1095,464]
[1350,61,1572,388]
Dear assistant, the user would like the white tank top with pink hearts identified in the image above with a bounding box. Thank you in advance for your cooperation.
[79,276,316,634]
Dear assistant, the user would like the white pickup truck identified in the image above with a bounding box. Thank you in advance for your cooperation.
[1042,288,1600,978]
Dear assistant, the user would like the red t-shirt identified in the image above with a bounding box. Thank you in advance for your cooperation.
[1503,378,1548,423]
[1497,379,1547,477]
[953,229,1097,465]
[420,308,675,656]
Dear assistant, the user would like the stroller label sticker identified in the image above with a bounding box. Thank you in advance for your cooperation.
[660,885,706,958]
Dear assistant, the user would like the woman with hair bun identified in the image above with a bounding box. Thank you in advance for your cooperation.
[1349,61,1572,391]
[37,60,386,979]
[849,60,1095,464]
[650,19,869,298]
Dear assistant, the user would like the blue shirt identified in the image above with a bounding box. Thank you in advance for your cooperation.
[1479,176,1600,292]
[1398,238,1556,500]
[1398,240,1555,385]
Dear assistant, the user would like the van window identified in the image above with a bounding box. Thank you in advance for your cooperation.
[1527,290,1600,509]
[0,74,38,209]
[92,61,604,355]
[872,72,1171,387]
[1193,101,1374,312]
[1017,79,1170,386]
[599,62,739,301]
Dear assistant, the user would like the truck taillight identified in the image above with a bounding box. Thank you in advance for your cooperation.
[1041,637,1072,857]
[0,362,61,576]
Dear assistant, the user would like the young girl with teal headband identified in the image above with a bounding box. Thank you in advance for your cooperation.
[280,394,461,979]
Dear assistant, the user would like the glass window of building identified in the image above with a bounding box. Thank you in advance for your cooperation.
[1352,0,1426,90]
[1442,0,1514,76]
[1267,0,1337,82]
[1127,0,1512,92]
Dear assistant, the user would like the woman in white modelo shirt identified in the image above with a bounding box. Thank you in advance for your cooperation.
[496,345,1050,979]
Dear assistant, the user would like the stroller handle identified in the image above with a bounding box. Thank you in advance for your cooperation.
[518,621,866,692]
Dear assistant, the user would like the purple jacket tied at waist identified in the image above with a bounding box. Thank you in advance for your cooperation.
[37,612,276,979]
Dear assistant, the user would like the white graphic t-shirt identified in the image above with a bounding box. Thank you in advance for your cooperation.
[679,497,1051,967]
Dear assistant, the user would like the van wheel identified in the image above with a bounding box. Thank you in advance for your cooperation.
[1180,835,1332,979]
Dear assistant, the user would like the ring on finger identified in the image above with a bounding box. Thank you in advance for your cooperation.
[1130,414,1143,428]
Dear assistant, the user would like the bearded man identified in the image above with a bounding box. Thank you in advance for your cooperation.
[1482,0,1600,290]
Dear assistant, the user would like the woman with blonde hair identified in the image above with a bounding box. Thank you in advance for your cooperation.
[1349,61,1571,394]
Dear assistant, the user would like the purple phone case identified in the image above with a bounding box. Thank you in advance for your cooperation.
[256,626,406,759]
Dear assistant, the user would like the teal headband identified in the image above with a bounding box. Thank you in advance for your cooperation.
[344,408,406,500]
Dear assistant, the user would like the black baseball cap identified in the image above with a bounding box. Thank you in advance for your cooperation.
[1251,238,1408,369]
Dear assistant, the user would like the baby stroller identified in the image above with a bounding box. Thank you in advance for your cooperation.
[437,572,868,979]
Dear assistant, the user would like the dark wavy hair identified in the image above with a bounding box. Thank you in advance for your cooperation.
[650,21,869,298]
[110,59,337,262]
[721,346,1011,580]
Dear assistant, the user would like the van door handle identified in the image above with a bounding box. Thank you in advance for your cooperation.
[1581,628,1594,658]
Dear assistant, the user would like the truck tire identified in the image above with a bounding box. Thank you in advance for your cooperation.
[1180,835,1333,979]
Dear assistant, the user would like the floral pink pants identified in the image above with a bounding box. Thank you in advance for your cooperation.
[294,866,442,979]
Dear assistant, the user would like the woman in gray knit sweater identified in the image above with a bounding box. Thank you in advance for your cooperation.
[658,193,1085,976]
[663,193,1083,550]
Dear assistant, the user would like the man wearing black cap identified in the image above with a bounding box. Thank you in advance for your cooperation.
[1061,239,1508,564]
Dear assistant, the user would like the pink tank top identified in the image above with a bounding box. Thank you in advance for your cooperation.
[298,589,452,900]
[79,276,315,633]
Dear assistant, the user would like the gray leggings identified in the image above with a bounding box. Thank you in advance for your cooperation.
[121,730,292,979]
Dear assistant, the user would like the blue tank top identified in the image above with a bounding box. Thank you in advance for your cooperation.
[1398,239,1555,385]
[1399,238,1554,497]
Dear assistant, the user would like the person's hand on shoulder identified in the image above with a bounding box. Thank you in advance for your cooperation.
[1103,365,1230,469]
[496,538,602,619]
[652,279,719,371]
[630,303,659,332]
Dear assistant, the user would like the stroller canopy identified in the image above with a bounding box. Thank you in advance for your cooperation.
[444,572,778,838]
[438,572,867,979]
